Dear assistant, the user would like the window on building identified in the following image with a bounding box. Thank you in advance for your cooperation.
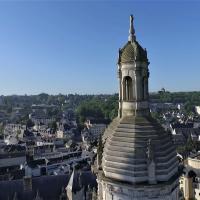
[123,76,133,101]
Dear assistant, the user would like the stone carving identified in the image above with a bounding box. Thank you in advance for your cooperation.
[147,139,154,162]
[147,139,157,184]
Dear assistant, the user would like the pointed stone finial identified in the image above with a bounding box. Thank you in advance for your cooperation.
[117,48,121,64]
[35,190,42,200]
[13,192,18,200]
[128,15,136,42]
[147,139,154,162]
[146,139,157,184]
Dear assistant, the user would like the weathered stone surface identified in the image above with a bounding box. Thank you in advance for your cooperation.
[102,116,178,184]
[97,15,180,200]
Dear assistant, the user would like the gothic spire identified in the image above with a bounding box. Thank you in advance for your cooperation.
[13,192,18,200]
[35,190,43,200]
[128,15,136,42]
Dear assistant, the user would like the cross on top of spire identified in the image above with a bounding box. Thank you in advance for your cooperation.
[128,15,136,42]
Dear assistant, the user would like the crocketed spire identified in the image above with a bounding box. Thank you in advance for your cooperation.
[128,15,135,42]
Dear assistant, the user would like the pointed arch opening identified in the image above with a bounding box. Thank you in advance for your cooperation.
[123,76,133,101]
[142,77,145,100]
[143,77,148,100]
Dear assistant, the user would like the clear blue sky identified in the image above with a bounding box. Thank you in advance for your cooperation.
[0,0,200,95]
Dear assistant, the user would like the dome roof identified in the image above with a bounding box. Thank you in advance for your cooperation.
[119,41,148,63]
[102,116,178,184]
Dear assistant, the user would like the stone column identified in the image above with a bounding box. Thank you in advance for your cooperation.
[118,66,122,117]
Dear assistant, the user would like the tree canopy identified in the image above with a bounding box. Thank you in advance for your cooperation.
[76,95,118,124]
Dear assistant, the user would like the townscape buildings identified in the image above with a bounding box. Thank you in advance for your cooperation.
[1,15,200,200]
[0,102,99,199]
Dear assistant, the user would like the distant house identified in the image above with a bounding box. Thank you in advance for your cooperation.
[0,145,26,168]
[29,111,54,126]
[195,106,200,115]
[180,153,200,200]
[4,123,26,135]
[25,158,47,177]
[170,122,200,145]
[84,119,107,139]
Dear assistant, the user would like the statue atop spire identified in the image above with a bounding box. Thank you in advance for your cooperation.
[128,15,136,42]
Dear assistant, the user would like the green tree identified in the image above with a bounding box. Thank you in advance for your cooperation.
[184,101,193,114]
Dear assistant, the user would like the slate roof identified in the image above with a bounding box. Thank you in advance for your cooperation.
[0,176,66,200]
[67,170,82,193]
[4,145,26,153]
[66,170,97,193]
[27,158,47,168]
[0,171,97,200]
[171,123,194,129]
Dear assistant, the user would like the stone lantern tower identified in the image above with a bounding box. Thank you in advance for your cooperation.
[118,15,149,119]
[97,15,180,200]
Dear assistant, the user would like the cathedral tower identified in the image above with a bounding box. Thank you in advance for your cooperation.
[97,15,180,200]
